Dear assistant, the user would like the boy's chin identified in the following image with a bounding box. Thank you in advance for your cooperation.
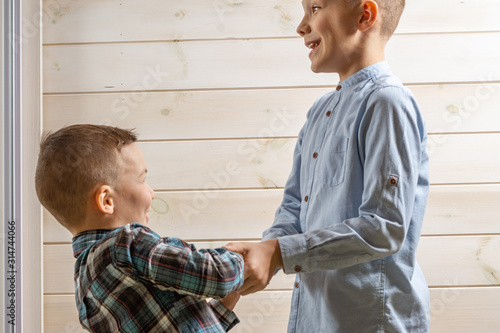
[310,63,334,74]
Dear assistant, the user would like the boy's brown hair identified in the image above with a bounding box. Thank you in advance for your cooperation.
[348,0,405,40]
[35,124,137,229]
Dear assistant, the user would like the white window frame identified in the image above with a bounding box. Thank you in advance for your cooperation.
[2,0,42,332]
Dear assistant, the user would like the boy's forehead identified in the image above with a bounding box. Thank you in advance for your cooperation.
[119,143,145,171]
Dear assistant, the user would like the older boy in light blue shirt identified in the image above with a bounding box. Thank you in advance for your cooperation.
[225,0,430,332]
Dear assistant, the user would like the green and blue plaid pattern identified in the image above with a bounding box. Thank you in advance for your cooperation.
[72,223,244,332]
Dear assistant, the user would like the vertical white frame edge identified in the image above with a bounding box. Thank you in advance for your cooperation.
[23,0,43,331]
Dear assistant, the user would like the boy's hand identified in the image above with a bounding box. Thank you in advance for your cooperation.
[219,291,240,311]
[223,239,283,296]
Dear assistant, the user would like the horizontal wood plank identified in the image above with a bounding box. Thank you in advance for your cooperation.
[401,0,500,34]
[42,82,500,140]
[417,236,500,287]
[41,0,500,44]
[232,291,292,333]
[43,184,500,243]
[44,288,500,333]
[44,295,85,333]
[42,88,313,140]
[137,134,500,190]
[429,287,500,332]
[42,0,303,43]
[43,235,500,294]
[424,184,500,235]
[427,133,500,184]
[43,32,500,93]
[413,83,500,135]
[138,139,295,191]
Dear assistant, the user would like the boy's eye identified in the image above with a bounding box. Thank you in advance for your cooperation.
[312,6,320,13]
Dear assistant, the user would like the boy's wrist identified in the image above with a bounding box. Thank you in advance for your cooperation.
[265,239,284,270]
[218,291,240,311]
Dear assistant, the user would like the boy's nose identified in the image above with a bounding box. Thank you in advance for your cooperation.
[296,18,311,36]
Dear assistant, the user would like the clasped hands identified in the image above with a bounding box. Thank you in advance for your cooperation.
[223,239,283,296]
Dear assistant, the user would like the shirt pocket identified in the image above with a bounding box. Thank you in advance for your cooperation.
[317,136,348,187]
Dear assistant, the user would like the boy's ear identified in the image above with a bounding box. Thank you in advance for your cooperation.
[358,1,379,32]
[95,185,114,215]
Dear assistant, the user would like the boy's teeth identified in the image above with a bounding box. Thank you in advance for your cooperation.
[308,43,315,49]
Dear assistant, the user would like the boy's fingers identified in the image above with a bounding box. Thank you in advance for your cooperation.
[237,279,258,296]
[223,242,246,255]
[239,283,260,296]
[225,241,276,294]
[237,269,270,295]
[222,242,234,251]
[238,280,267,296]
[236,282,252,295]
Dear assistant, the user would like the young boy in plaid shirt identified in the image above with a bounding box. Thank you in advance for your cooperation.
[36,124,244,332]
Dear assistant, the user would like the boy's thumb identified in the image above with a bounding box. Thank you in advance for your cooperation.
[222,242,245,255]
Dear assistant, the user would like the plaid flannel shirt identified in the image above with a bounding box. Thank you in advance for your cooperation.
[72,223,244,332]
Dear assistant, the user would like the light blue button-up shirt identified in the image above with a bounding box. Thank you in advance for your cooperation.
[263,62,430,332]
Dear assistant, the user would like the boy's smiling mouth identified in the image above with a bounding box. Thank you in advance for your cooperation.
[306,40,320,56]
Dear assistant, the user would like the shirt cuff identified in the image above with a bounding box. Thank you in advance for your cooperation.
[278,233,309,274]
[208,299,240,331]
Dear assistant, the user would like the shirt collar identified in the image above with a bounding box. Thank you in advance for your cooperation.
[71,223,148,258]
[72,229,112,258]
[337,61,391,91]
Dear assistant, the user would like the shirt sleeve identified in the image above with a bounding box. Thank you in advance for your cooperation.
[208,299,240,331]
[277,86,428,274]
[112,225,245,299]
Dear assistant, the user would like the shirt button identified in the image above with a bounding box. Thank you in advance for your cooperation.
[294,266,302,273]
[336,85,341,91]
[304,196,309,202]
[326,111,332,117]
[313,152,318,159]
[295,282,300,288]
[389,177,398,186]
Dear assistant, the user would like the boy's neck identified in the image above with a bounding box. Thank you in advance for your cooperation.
[338,45,385,83]
[70,215,130,236]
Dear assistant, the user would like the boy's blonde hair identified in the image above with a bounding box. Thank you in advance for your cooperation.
[348,0,405,40]
[35,124,137,228]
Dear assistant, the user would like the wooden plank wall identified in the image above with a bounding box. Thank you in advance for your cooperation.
[42,0,500,332]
